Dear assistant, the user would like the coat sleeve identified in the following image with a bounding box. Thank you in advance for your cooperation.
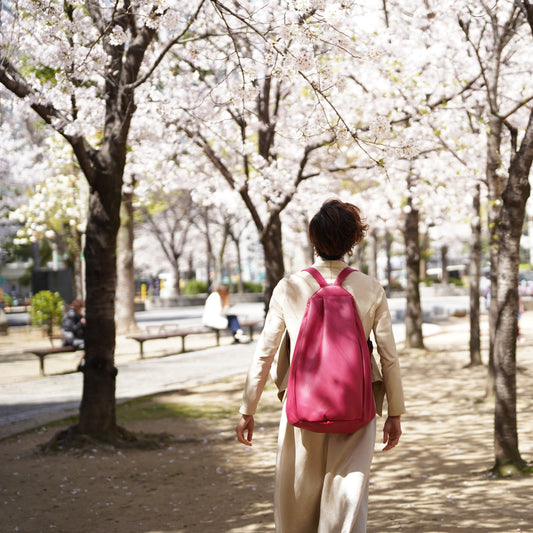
[239,280,287,416]
[372,285,406,416]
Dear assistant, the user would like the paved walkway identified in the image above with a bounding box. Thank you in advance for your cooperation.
[0,330,261,439]
[0,314,473,440]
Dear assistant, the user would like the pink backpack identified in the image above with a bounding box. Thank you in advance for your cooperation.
[285,267,376,433]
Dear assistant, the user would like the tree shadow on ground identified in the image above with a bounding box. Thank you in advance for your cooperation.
[368,331,533,532]
[1,319,532,533]
[0,377,279,533]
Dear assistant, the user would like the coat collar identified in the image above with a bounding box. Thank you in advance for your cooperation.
[309,258,352,283]
[312,258,348,269]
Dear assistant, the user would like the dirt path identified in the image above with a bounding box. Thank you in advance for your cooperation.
[1,316,532,533]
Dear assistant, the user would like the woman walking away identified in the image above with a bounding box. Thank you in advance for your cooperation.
[236,198,405,532]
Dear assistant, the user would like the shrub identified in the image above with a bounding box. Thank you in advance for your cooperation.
[242,281,263,293]
[183,279,208,295]
[30,290,64,335]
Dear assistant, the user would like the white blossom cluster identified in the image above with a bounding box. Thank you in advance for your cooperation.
[3,0,533,278]
[10,165,88,247]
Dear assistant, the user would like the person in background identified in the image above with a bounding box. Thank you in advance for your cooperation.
[202,285,249,343]
[61,299,86,370]
[61,299,85,349]
[236,198,405,532]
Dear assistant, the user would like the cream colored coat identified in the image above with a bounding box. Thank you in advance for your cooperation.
[239,259,406,532]
[240,259,406,418]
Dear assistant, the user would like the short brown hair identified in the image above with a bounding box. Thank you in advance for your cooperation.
[308,199,368,259]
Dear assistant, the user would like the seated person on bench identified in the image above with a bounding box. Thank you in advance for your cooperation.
[202,285,249,343]
[61,299,86,370]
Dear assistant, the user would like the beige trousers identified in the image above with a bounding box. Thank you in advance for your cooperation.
[275,405,376,533]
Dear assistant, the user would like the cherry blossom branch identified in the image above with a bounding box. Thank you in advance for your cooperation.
[211,0,268,43]
[131,0,208,89]
[0,56,96,183]
[211,0,249,98]
[297,70,386,168]
[182,126,265,233]
[430,126,468,167]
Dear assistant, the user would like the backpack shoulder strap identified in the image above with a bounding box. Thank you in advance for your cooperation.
[303,267,328,288]
[334,266,356,286]
[304,266,356,288]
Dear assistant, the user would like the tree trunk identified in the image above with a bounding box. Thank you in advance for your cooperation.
[367,229,378,279]
[72,231,84,300]
[201,208,214,291]
[61,229,84,300]
[385,230,393,297]
[217,228,229,287]
[353,242,365,271]
[492,240,526,474]
[232,234,245,294]
[261,213,285,313]
[469,182,483,366]
[441,244,449,285]
[485,105,505,398]
[78,168,122,436]
[173,261,181,296]
[116,188,137,334]
[419,229,430,280]
[491,110,533,475]
[76,18,156,439]
[404,193,424,349]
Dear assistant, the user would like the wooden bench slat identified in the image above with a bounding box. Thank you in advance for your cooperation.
[26,345,83,376]
[126,320,263,359]
[24,318,264,376]
[30,346,78,355]
[127,326,218,358]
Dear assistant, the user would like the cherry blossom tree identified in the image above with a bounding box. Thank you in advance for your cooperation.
[0,1,204,443]
[186,196,253,292]
[9,142,88,299]
[456,0,533,475]
[5,0,399,440]
[337,1,477,349]
[353,0,533,476]
[140,1,418,310]
[137,189,198,297]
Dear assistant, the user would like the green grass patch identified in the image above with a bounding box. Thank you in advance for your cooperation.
[116,397,235,423]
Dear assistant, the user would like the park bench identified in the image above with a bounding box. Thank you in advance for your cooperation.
[127,318,262,359]
[26,334,84,376]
